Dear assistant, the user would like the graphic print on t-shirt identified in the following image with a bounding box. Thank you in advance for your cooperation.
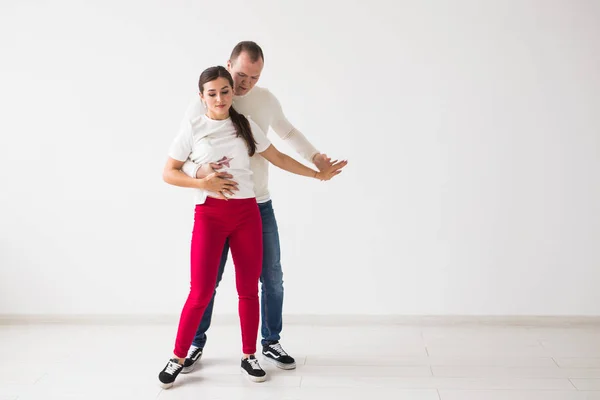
[216,156,233,168]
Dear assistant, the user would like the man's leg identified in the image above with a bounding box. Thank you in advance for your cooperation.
[258,200,296,369]
[180,239,229,374]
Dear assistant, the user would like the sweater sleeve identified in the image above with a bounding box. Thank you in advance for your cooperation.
[181,159,201,178]
[267,90,319,163]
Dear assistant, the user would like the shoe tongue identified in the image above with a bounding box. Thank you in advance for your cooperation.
[248,355,256,360]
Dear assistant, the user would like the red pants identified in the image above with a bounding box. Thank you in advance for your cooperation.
[173,198,262,357]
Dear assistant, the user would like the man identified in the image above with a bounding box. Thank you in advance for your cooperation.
[179,41,344,372]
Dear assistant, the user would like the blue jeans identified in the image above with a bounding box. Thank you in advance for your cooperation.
[191,200,284,348]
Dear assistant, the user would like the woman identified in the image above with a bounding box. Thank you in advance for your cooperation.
[158,66,343,388]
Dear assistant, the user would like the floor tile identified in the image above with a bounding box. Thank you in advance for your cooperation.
[439,390,600,400]
[300,376,575,390]
[432,366,600,379]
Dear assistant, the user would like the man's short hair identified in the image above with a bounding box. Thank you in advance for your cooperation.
[230,41,264,63]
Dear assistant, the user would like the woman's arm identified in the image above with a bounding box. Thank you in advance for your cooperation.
[163,157,238,196]
[163,157,205,188]
[259,145,346,181]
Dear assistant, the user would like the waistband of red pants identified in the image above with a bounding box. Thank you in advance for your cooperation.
[196,197,258,209]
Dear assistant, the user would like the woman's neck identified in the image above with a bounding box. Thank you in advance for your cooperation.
[205,111,230,121]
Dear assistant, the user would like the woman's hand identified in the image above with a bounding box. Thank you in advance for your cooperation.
[201,172,239,199]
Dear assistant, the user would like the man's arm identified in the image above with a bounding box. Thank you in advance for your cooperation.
[251,119,345,181]
[267,90,331,168]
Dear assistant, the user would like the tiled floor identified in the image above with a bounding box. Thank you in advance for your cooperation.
[3,322,600,399]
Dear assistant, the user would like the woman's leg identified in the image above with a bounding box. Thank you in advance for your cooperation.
[228,199,263,356]
[173,201,231,358]
[159,200,233,389]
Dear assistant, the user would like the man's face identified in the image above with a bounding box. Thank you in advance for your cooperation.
[227,51,264,96]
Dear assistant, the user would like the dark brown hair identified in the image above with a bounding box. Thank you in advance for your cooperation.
[229,41,264,64]
[198,66,257,156]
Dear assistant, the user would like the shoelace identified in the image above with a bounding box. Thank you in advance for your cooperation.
[247,358,263,370]
[187,345,200,358]
[165,360,183,375]
[270,343,288,356]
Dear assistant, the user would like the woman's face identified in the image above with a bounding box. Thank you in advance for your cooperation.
[201,77,234,119]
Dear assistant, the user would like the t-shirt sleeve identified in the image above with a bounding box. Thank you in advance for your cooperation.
[168,119,194,162]
[248,118,271,153]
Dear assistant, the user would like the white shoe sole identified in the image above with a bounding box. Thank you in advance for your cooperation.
[159,381,174,389]
[181,355,202,374]
[262,354,297,370]
[240,367,267,382]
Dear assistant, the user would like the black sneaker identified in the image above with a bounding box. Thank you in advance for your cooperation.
[181,345,203,374]
[262,342,296,370]
[158,358,184,389]
[240,355,267,382]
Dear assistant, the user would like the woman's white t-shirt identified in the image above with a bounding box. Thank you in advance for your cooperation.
[168,114,271,204]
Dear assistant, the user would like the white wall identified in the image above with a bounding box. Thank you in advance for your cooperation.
[1,0,599,317]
